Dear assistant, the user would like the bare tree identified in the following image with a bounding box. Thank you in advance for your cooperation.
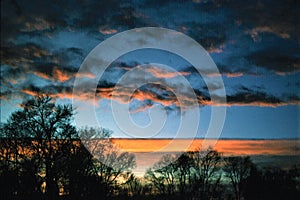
[144,154,178,196]
[174,152,194,196]
[223,156,253,200]
[1,95,77,200]
[79,127,136,198]
[189,150,222,199]
[144,150,222,199]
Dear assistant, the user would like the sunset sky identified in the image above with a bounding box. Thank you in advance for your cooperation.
[111,138,300,176]
[1,0,299,139]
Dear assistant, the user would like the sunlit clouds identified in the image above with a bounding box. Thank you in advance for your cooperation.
[1,0,299,139]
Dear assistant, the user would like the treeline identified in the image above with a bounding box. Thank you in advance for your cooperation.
[143,151,300,200]
[0,96,299,200]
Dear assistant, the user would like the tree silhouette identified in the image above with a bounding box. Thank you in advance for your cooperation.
[175,152,193,196]
[190,150,222,199]
[1,95,77,199]
[223,156,253,200]
[144,150,222,199]
[144,154,178,196]
[0,96,137,200]
[63,142,100,199]
[243,164,300,200]
[79,127,136,198]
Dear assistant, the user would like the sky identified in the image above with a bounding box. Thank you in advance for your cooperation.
[1,0,300,139]
[110,139,300,176]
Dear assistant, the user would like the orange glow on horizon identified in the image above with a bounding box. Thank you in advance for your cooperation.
[111,139,300,156]
[111,139,299,177]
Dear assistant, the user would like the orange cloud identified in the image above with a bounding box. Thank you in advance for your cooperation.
[207,45,224,54]
[33,67,72,82]
[96,86,178,108]
[205,72,243,78]
[22,84,300,110]
[246,26,290,42]
[21,17,55,32]
[132,89,176,107]
[21,74,300,111]
[95,83,300,111]
[53,68,72,82]
[23,45,51,58]
[21,89,38,96]
[99,28,118,35]
[225,72,243,78]
[145,66,191,79]
[34,67,96,82]
[75,72,96,79]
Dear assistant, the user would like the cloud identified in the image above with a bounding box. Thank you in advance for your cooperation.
[99,28,118,35]
[245,26,290,42]
[1,0,69,43]
[1,43,90,88]
[10,76,299,116]
[220,0,299,42]
[182,65,244,78]
[144,65,191,78]
[246,46,300,75]
[21,83,94,101]
[1,43,51,67]
[115,63,191,79]
[99,63,195,96]
[129,101,155,114]
[185,22,227,51]
[1,0,145,44]
[1,0,299,115]
[52,68,71,82]
[20,17,55,32]
[95,79,299,111]
[32,65,75,82]
[96,83,178,107]
[225,87,300,107]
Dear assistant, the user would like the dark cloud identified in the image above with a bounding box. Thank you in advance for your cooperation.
[1,0,70,43]
[1,43,50,67]
[95,82,299,108]
[110,6,150,29]
[97,80,116,90]
[227,90,281,106]
[246,45,300,75]
[1,65,24,83]
[219,0,300,41]
[1,0,150,43]
[185,22,227,50]
[1,43,86,83]
[138,84,176,102]
[182,65,243,78]
[21,83,75,99]
[73,0,120,28]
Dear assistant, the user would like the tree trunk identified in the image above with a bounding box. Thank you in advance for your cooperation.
[45,160,58,200]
